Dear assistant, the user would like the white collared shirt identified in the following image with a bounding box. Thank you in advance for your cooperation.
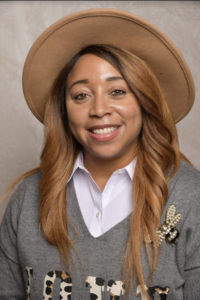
[67,151,136,238]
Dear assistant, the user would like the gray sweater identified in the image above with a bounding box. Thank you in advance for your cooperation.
[0,160,200,300]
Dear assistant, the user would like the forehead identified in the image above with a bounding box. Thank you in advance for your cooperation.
[67,53,122,83]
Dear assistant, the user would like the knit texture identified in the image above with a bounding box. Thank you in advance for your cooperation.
[0,160,200,300]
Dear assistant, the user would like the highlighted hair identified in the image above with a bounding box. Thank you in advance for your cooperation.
[1,44,191,298]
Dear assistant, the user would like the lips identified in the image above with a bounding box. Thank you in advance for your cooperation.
[87,125,122,142]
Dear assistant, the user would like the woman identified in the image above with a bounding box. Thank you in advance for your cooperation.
[0,8,200,300]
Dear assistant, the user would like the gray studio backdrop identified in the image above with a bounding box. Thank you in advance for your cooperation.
[0,1,200,223]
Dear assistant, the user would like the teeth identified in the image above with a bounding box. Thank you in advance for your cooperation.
[92,126,118,135]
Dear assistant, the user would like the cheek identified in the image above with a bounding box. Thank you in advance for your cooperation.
[122,103,142,127]
[124,105,143,140]
[66,103,87,135]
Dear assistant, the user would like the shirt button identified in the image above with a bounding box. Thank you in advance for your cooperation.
[96,212,101,219]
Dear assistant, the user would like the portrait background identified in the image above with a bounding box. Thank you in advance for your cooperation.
[0,1,200,223]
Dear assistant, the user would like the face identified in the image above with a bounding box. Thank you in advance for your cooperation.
[65,53,142,161]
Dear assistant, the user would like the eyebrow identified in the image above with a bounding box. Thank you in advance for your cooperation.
[69,76,124,90]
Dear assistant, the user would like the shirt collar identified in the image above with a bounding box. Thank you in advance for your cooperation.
[67,150,85,183]
[124,156,137,180]
[67,150,137,183]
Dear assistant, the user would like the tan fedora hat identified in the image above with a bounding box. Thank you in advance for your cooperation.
[22,8,195,124]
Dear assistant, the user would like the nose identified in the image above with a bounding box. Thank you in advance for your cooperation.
[89,93,114,118]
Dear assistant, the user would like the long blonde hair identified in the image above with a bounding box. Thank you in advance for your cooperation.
[1,44,191,298]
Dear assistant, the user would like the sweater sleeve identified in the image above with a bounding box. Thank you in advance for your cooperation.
[182,198,200,300]
[0,182,27,300]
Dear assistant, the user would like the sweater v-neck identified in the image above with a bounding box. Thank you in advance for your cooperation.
[67,177,132,243]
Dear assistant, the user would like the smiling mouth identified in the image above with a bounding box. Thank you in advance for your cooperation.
[91,126,119,135]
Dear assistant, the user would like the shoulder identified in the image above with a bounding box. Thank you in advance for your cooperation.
[165,161,200,223]
[2,171,42,224]
[20,170,42,191]
[11,170,42,203]
[168,160,200,199]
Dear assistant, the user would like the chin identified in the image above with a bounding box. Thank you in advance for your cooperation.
[91,148,122,159]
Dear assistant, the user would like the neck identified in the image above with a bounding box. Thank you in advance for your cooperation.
[83,149,136,182]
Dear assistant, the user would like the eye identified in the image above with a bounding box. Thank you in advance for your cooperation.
[111,90,127,96]
[74,93,88,100]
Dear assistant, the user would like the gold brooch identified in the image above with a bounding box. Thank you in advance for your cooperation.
[157,204,181,246]
[146,205,181,247]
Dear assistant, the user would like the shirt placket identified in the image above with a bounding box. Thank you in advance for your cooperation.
[88,172,120,237]
[88,175,103,237]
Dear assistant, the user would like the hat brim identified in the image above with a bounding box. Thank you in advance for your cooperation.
[22,8,195,123]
